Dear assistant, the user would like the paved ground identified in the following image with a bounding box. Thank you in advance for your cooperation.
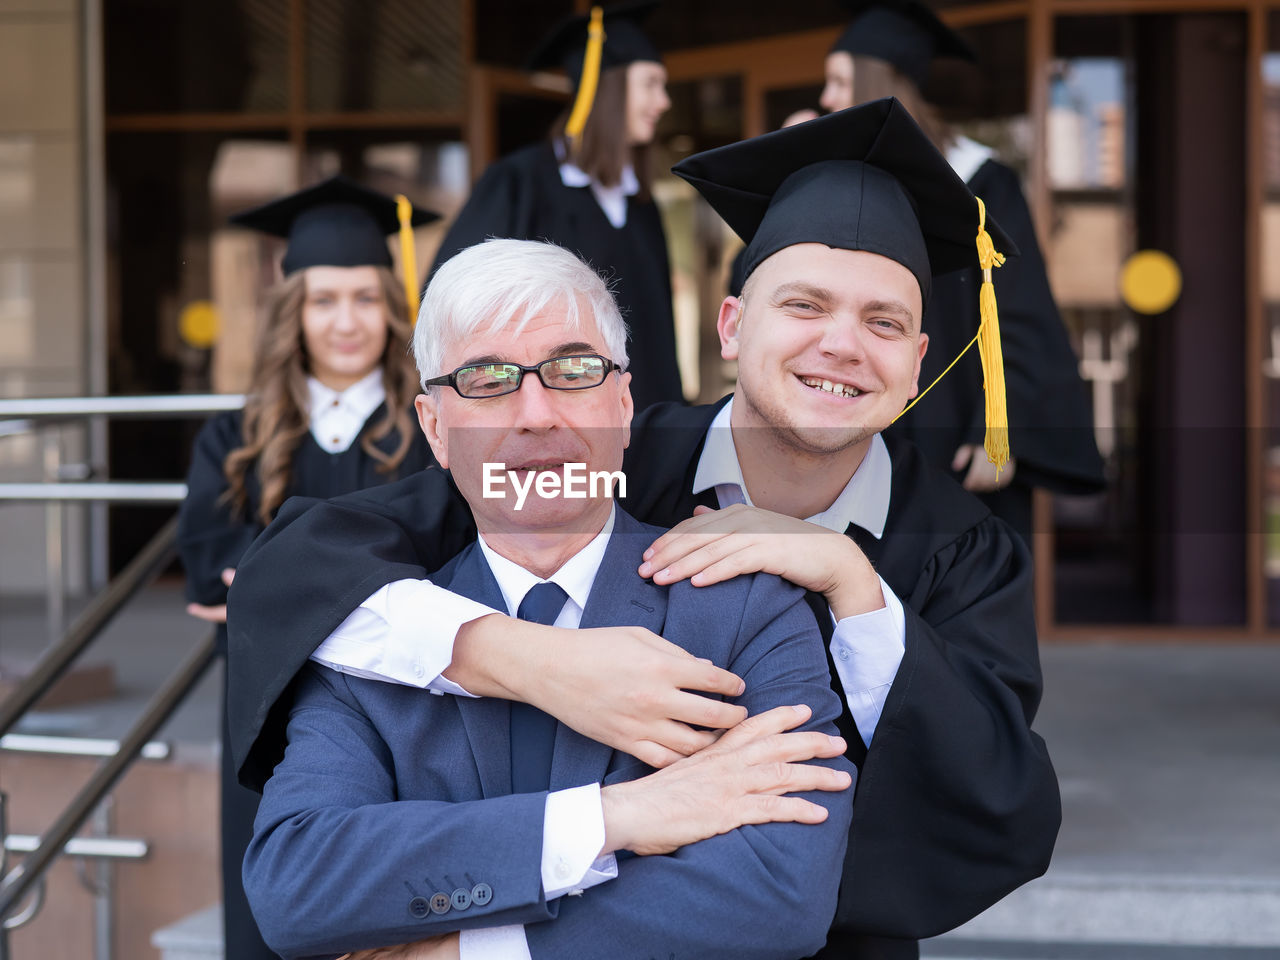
[5,584,1280,954]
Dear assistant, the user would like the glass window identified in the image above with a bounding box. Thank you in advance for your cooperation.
[1051,12,1248,626]
[306,0,465,113]
[105,0,289,114]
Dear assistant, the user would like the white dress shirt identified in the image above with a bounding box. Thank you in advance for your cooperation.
[305,369,386,453]
[555,144,639,229]
[691,399,907,744]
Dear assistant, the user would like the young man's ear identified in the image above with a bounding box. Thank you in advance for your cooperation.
[415,392,449,468]
[717,296,744,361]
[907,332,930,399]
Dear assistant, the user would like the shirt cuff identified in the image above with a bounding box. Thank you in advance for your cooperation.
[460,925,531,960]
[541,783,618,900]
[829,575,906,746]
[309,578,498,694]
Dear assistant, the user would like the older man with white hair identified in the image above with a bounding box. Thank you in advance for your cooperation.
[241,238,854,960]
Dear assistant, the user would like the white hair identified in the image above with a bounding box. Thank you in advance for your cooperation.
[413,238,630,383]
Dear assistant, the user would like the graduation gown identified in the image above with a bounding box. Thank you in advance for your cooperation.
[887,158,1105,540]
[226,399,1059,957]
[177,404,432,960]
[432,141,683,411]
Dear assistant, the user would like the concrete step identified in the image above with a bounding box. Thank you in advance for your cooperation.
[922,871,1280,960]
[151,903,222,960]
[923,941,1280,959]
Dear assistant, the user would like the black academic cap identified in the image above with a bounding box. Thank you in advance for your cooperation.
[831,0,975,88]
[672,97,1016,303]
[229,175,440,277]
[525,0,661,88]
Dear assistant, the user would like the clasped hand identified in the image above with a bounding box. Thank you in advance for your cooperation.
[638,503,884,621]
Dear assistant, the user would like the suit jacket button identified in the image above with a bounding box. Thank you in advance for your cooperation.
[429,892,451,915]
[470,882,493,906]
[408,896,430,919]
[451,887,472,910]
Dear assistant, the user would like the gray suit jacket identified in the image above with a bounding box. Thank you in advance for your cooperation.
[244,508,854,960]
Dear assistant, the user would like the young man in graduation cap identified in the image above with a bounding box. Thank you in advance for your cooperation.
[228,99,1059,960]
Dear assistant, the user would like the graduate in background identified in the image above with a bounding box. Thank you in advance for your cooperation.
[431,1,683,412]
[177,175,436,960]
[789,0,1106,542]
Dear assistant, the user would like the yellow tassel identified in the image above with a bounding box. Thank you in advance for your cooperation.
[974,195,1009,474]
[395,194,420,328]
[565,7,606,147]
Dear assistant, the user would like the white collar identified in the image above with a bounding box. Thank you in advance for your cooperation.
[306,368,385,420]
[557,160,640,196]
[691,397,891,538]
[946,134,995,184]
[554,140,639,229]
[477,504,617,617]
[552,137,640,196]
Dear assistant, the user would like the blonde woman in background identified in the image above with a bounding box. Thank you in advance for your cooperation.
[178,175,436,960]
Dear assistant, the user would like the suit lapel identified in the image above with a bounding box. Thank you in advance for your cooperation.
[440,545,514,797]
[549,510,668,790]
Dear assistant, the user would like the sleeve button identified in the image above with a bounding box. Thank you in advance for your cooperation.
[408,896,430,919]
[429,892,451,915]
[470,882,493,906]
[451,887,472,910]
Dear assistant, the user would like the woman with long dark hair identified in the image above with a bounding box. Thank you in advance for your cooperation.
[177,175,436,960]
[431,2,682,411]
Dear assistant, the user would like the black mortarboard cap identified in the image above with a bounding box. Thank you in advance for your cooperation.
[831,0,975,88]
[229,175,440,276]
[525,0,661,89]
[672,97,1016,303]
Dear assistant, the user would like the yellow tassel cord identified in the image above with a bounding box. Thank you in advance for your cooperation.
[891,195,1010,475]
[973,195,1009,474]
[395,194,420,328]
[565,7,606,147]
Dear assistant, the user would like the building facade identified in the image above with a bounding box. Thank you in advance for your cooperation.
[5,0,1280,639]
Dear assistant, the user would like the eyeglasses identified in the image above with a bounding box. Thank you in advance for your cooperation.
[422,353,623,399]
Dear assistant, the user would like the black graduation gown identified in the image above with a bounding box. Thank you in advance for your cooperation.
[431,141,683,412]
[226,399,1059,958]
[887,159,1105,541]
[177,404,432,960]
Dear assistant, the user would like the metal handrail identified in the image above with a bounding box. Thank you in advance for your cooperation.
[0,394,244,423]
[1,735,170,762]
[0,517,179,739]
[0,483,187,503]
[0,631,217,923]
[0,394,245,949]
[4,837,148,861]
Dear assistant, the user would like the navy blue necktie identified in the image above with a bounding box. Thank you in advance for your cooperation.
[510,582,568,794]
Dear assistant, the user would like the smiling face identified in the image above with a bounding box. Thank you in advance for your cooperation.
[819,51,856,113]
[301,265,390,391]
[721,244,927,461]
[625,60,671,146]
[415,296,633,540]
